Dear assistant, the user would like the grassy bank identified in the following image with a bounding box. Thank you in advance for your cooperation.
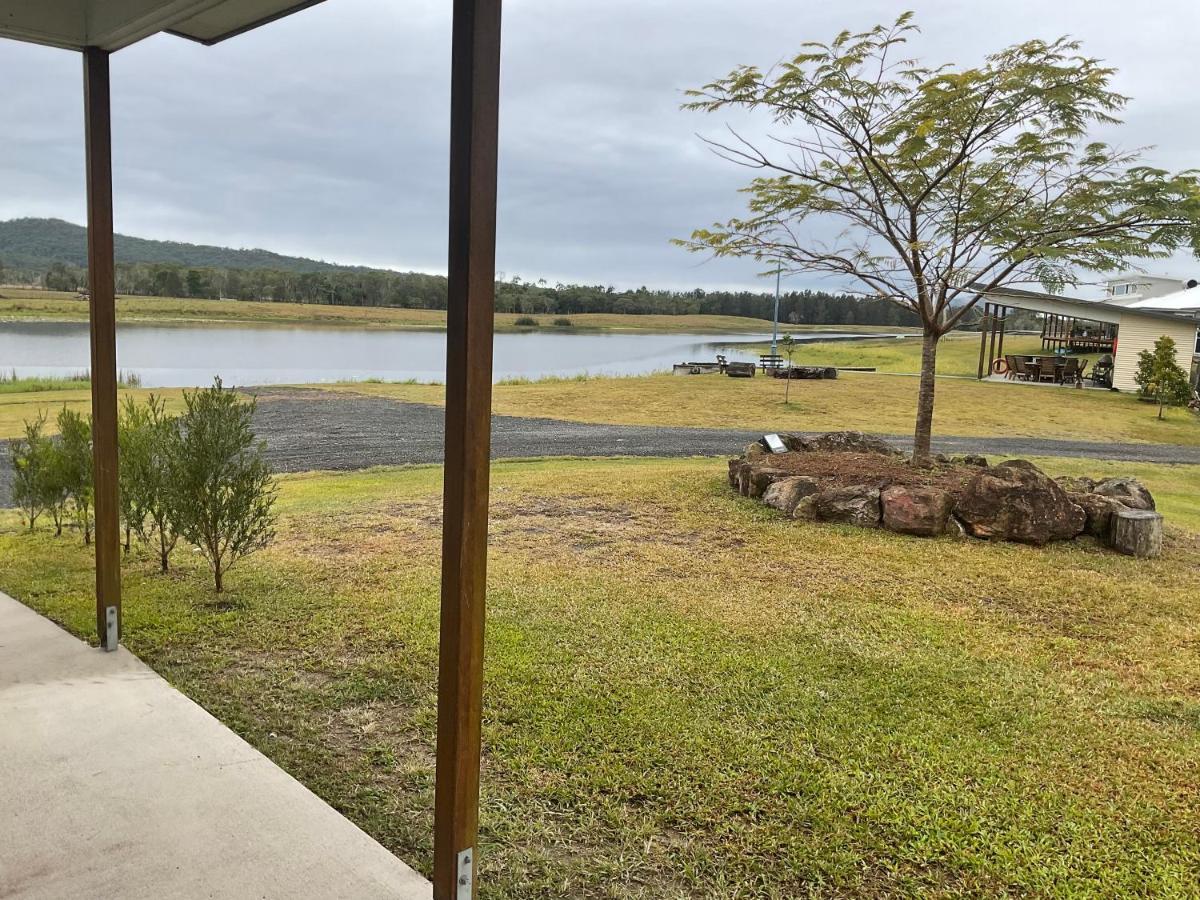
[0,370,143,395]
[0,387,187,437]
[333,370,1200,446]
[755,332,1063,378]
[0,288,912,335]
[2,456,1197,897]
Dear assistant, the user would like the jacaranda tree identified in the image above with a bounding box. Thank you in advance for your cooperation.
[680,13,1200,462]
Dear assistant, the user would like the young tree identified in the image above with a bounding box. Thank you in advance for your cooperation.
[119,395,181,571]
[170,379,277,592]
[56,407,94,544]
[780,334,797,404]
[10,413,51,531]
[1134,336,1194,419]
[679,14,1200,463]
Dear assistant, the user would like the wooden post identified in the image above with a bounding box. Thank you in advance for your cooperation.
[434,1,501,898]
[977,302,991,380]
[996,305,1006,364]
[986,303,999,376]
[84,47,121,651]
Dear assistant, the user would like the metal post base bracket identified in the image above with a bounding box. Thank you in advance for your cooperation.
[104,605,119,652]
[456,848,474,898]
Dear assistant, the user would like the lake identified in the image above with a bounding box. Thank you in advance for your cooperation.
[0,321,902,387]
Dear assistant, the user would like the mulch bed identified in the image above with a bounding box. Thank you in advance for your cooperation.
[759,451,983,498]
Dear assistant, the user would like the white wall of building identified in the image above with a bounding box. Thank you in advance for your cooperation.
[1112,313,1200,392]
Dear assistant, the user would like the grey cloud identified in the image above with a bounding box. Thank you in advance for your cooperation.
[1,0,1197,291]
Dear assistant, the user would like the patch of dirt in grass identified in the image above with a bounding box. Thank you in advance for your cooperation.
[280,501,443,559]
[766,450,981,497]
[487,494,742,555]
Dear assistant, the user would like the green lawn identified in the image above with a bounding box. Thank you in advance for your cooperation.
[2,456,1198,897]
[332,369,1200,447]
[755,332,1081,378]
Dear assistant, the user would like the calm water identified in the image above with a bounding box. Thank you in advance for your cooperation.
[0,321,900,388]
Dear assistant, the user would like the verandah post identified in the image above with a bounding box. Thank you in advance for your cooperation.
[433,1,502,897]
[83,47,121,651]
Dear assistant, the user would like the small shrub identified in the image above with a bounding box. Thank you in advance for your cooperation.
[119,394,180,569]
[56,407,95,545]
[169,378,277,592]
[514,316,539,327]
[10,413,53,531]
[552,317,574,327]
[1134,336,1193,419]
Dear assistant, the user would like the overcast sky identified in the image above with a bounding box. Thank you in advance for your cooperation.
[1,0,1197,292]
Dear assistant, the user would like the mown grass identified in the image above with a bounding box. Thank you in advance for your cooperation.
[331,370,1200,446]
[1,456,1198,897]
[751,332,1086,377]
[0,387,187,437]
[0,288,911,335]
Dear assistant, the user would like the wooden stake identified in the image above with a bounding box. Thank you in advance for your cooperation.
[434,1,501,897]
[84,47,121,650]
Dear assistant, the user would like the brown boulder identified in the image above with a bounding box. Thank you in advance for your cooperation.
[813,484,882,527]
[1055,475,1097,494]
[1093,477,1155,511]
[743,441,769,462]
[1070,492,1124,539]
[727,458,741,488]
[762,476,822,515]
[955,461,1086,545]
[747,466,791,499]
[792,495,818,521]
[881,485,954,537]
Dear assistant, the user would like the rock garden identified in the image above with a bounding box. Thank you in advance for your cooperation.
[729,431,1164,557]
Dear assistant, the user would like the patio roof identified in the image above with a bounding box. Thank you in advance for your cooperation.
[975,285,1197,325]
[0,0,325,52]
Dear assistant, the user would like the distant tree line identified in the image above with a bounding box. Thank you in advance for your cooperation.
[22,260,922,326]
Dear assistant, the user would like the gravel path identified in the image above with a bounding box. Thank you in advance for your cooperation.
[2,386,1198,508]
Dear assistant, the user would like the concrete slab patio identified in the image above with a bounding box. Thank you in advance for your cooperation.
[0,591,431,899]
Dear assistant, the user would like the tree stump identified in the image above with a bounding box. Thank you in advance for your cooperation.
[1110,508,1163,558]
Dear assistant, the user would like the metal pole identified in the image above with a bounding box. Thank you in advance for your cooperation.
[771,268,781,356]
[83,47,121,651]
[434,1,501,897]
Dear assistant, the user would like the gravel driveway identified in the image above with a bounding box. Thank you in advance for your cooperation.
[2,386,1198,508]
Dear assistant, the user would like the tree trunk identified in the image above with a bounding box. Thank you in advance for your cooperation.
[214,563,223,593]
[912,328,940,464]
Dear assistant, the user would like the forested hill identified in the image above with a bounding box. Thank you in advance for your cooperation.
[0,216,920,326]
[0,217,342,272]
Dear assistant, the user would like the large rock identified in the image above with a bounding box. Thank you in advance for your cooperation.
[881,485,954,537]
[1070,492,1124,539]
[1093,477,1155,511]
[813,484,882,527]
[1055,475,1096,494]
[743,441,769,463]
[745,465,791,499]
[955,461,1086,545]
[783,431,902,457]
[762,476,822,515]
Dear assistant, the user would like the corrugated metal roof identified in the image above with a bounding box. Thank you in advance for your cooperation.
[0,0,326,52]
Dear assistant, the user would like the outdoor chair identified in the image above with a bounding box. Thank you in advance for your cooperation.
[1058,357,1081,385]
[1009,356,1030,381]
